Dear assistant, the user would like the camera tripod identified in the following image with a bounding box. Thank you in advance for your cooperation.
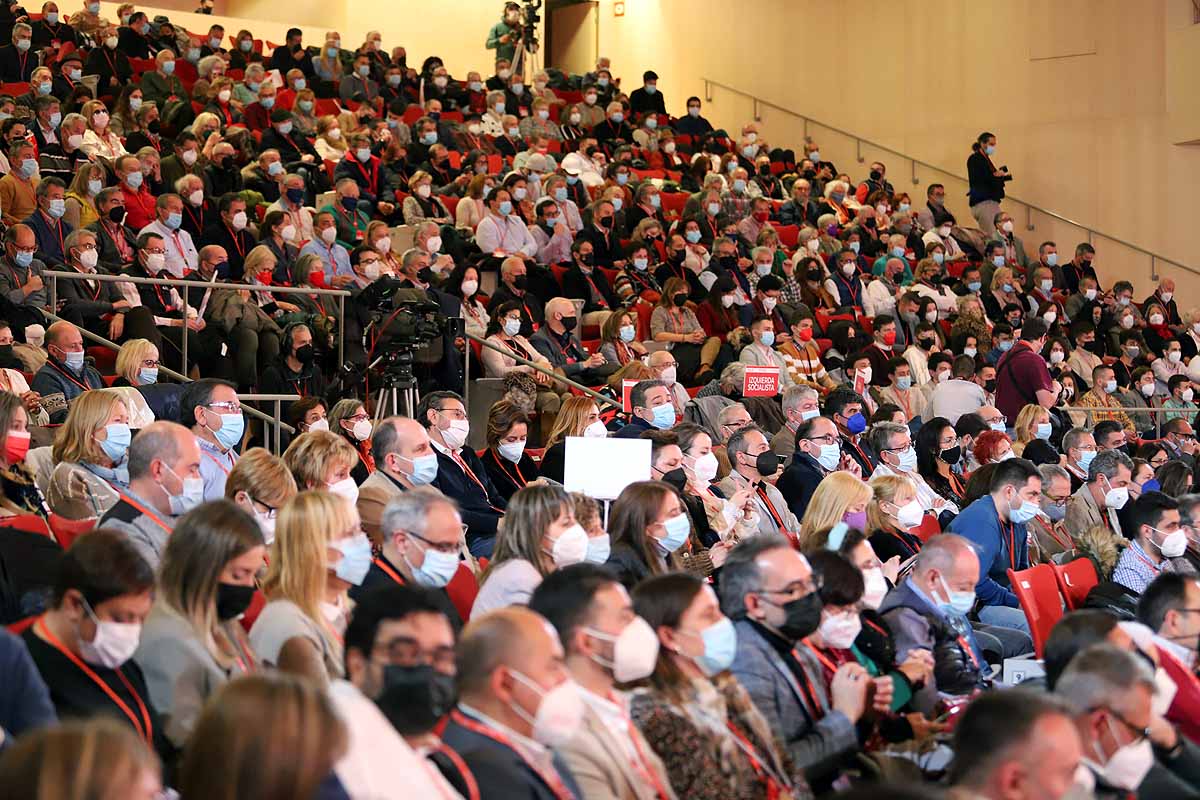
[370,350,421,423]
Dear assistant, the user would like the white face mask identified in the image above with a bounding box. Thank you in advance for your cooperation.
[326,476,359,506]
[350,418,372,442]
[547,522,589,567]
[818,610,862,649]
[405,540,460,588]
[583,420,608,438]
[507,671,585,747]
[1153,666,1178,717]
[440,418,470,450]
[584,616,660,683]
[497,438,526,463]
[690,452,719,483]
[307,418,329,432]
[861,567,888,610]
[893,498,925,529]
[461,279,479,296]
[78,600,141,669]
[1094,719,1155,790]
[660,366,677,386]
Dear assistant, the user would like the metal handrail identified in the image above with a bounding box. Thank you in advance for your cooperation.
[44,311,299,454]
[1059,404,1191,439]
[701,78,1194,281]
[45,270,352,374]
[463,331,622,410]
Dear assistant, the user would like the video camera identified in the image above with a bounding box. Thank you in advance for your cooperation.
[520,0,541,53]
[361,280,462,380]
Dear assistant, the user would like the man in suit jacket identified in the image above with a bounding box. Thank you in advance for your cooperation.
[88,189,139,273]
[719,537,865,787]
[530,564,678,800]
[776,415,841,523]
[442,607,584,800]
[416,391,506,559]
[560,239,618,326]
[717,425,800,543]
[1064,449,1132,541]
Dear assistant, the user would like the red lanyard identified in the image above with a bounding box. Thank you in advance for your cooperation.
[184,203,204,232]
[1131,546,1162,576]
[49,358,92,391]
[42,212,65,254]
[999,515,1017,570]
[801,639,840,675]
[115,490,172,534]
[450,449,495,507]
[224,224,246,258]
[582,272,609,308]
[201,448,236,476]
[449,710,576,800]
[724,720,787,799]
[434,742,481,800]
[756,485,786,531]
[372,557,406,585]
[787,645,825,720]
[353,157,377,187]
[35,618,154,745]
[488,448,527,489]
[886,528,920,558]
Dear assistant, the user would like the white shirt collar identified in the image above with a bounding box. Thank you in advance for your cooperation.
[1154,633,1197,671]
[458,702,547,758]
[430,437,459,457]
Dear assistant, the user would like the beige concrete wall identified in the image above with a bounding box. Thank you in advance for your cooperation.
[593,0,1200,301]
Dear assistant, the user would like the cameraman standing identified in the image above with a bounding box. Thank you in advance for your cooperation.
[486,2,523,66]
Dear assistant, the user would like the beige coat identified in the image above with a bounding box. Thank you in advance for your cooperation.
[558,698,679,800]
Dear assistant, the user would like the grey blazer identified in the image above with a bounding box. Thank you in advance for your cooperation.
[728,619,857,773]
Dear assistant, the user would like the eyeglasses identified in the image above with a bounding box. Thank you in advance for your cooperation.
[139,358,159,368]
[434,406,466,420]
[409,530,463,555]
[250,496,278,519]
[375,635,457,673]
[803,434,839,445]
[758,575,823,597]
[207,401,242,413]
[348,413,370,423]
[1096,708,1151,744]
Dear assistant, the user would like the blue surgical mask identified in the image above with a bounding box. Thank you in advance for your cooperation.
[933,252,945,265]
[656,511,691,554]
[619,325,635,342]
[848,241,860,254]
[498,200,513,215]
[554,187,568,202]
[690,616,737,677]
[584,533,611,564]
[331,533,372,585]
[632,257,648,271]
[161,59,175,74]
[60,349,84,371]
[732,179,746,193]
[993,255,1005,268]
[139,367,158,384]
[408,545,459,588]
[1035,422,1052,440]
[998,340,1013,352]
[649,402,675,429]
[815,442,841,471]
[967,280,982,293]
[125,171,143,190]
[420,131,437,145]
[685,230,701,243]
[1045,500,1067,522]
[400,452,439,486]
[891,246,905,258]
[161,462,204,515]
[649,194,660,208]
[502,318,522,337]
[207,411,245,451]
[896,376,912,390]
[48,198,65,218]
[616,172,629,186]
[1008,494,1040,525]
[14,250,33,268]
[165,211,182,230]
[759,330,775,347]
[261,96,275,109]
[938,576,976,616]
[1076,449,1097,473]
[97,422,132,463]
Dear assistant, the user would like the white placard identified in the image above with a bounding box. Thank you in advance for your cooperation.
[563,436,652,501]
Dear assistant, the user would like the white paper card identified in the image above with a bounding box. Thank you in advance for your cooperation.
[563,436,652,501]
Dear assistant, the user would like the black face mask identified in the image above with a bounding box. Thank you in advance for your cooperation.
[802,168,816,180]
[862,217,876,229]
[939,445,962,466]
[660,467,687,492]
[107,205,126,224]
[806,268,822,282]
[417,267,435,284]
[762,590,823,642]
[376,664,457,735]
[719,255,737,270]
[918,338,936,351]
[580,253,595,266]
[512,274,528,290]
[984,379,997,393]
[215,582,256,621]
[295,343,315,365]
[0,343,18,370]
[869,169,882,182]
[741,449,778,477]
[597,216,612,228]
[672,292,687,307]
[758,165,771,176]
[147,119,160,134]
[560,315,577,332]
[1085,339,1105,356]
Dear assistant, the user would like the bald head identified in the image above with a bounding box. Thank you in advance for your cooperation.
[647,350,674,369]
[913,533,978,585]
[371,415,432,466]
[456,607,561,701]
[45,320,80,348]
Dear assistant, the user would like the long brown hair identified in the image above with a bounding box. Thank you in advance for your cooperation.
[178,673,348,800]
[608,480,685,577]
[631,571,704,702]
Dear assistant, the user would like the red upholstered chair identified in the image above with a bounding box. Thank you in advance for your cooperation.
[1051,557,1099,611]
[1006,564,1063,658]
[48,514,96,550]
[446,564,480,621]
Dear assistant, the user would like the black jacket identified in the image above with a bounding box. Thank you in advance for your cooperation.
[441,713,583,800]
[776,450,827,522]
[967,150,1011,206]
[560,264,618,313]
[479,446,539,503]
[429,446,506,555]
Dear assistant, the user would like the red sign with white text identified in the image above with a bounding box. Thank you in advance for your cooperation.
[743,365,780,397]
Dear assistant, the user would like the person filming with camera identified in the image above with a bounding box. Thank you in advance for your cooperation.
[486,2,525,65]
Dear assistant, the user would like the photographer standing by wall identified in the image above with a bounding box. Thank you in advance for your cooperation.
[486,2,524,69]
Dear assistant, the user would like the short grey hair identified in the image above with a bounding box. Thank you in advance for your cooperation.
[1087,448,1132,483]
[717,402,748,428]
[717,534,792,619]
[1063,428,1093,453]
[127,421,184,480]
[868,421,908,456]
[12,22,30,36]
[781,385,818,414]
[64,229,96,251]
[913,533,976,580]
[380,486,458,538]
[1055,643,1154,717]
[400,248,425,271]
[718,361,746,393]
[1038,463,1070,487]
[726,424,764,462]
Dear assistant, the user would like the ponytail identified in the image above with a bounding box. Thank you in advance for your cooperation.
[973,131,995,153]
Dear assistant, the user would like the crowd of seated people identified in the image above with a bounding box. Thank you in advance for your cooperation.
[3,1,1200,798]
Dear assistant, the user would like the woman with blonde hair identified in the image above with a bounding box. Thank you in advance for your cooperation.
[225,447,298,543]
[1012,403,1052,457]
[471,484,583,617]
[402,169,453,226]
[984,266,1024,323]
[327,398,374,485]
[365,220,400,276]
[64,161,105,230]
[113,338,160,387]
[177,673,348,800]
[47,391,131,520]
[79,99,127,162]
[456,173,490,231]
[314,115,347,162]
[0,718,163,800]
[291,87,320,136]
[249,490,371,682]
[281,429,358,503]
[798,471,873,552]
[312,36,345,87]
[866,473,925,563]
[134,500,266,746]
[538,396,604,483]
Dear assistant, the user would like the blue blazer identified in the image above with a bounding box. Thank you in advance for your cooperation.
[430,447,506,557]
[945,494,1026,608]
[776,451,826,521]
[23,211,72,267]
